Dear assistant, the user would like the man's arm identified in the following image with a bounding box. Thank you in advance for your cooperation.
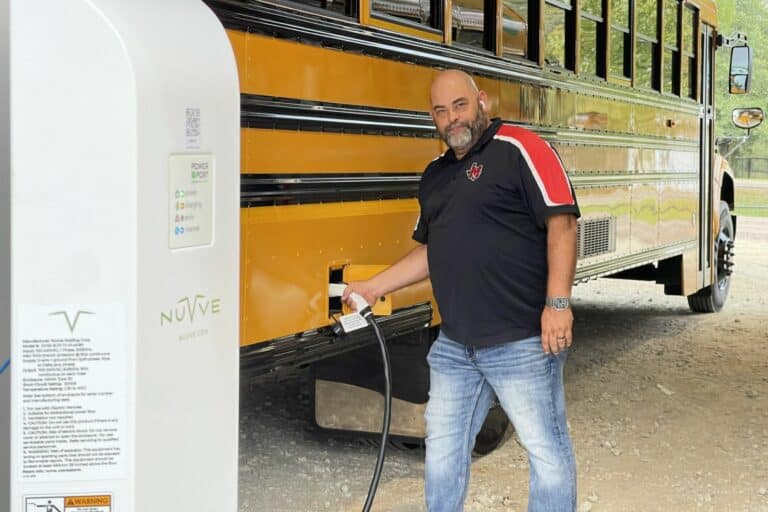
[342,244,430,309]
[541,213,578,355]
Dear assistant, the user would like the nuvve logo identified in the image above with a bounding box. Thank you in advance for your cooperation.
[161,294,221,326]
[50,309,95,333]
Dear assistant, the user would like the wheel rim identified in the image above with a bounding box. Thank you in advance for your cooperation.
[716,219,734,292]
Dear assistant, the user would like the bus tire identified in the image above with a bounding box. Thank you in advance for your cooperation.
[687,201,734,313]
[473,402,510,456]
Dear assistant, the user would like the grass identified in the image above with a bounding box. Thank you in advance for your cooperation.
[735,185,768,218]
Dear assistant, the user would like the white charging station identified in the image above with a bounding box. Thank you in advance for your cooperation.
[9,1,240,511]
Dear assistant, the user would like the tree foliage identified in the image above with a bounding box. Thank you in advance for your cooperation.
[715,0,768,158]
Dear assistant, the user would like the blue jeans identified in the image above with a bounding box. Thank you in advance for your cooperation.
[424,331,576,512]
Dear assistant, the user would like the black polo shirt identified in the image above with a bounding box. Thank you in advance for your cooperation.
[413,119,580,347]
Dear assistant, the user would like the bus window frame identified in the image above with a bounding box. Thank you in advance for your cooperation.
[633,0,660,91]
[577,0,607,79]
[661,0,681,96]
[446,0,499,55]
[363,0,445,41]
[680,4,698,100]
[498,0,533,59]
[542,0,577,71]
[607,0,631,82]
[269,0,361,21]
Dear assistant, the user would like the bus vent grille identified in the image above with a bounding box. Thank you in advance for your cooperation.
[577,217,616,259]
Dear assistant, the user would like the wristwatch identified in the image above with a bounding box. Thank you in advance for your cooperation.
[545,296,571,311]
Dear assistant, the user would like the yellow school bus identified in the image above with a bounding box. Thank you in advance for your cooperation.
[204,0,759,448]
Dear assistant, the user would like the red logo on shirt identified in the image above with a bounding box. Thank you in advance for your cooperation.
[466,162,483,181]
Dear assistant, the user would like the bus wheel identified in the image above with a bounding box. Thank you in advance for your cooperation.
[687,200,734,313]
[473,402,510,456]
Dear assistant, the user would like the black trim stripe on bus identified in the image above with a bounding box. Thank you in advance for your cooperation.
[240,171,700,207]
[242,94,699,150]
[574,240,697,283]
[241,173,422,206]
[205,0,702,115]
[241,94,437,137]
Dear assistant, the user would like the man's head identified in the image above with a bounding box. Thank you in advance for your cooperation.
[429,70,490,159]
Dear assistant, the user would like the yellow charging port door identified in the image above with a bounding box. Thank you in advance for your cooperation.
[341,264,439,324]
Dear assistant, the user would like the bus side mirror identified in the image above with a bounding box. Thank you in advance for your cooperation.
[732,107,763,131]
[729,45,752,94]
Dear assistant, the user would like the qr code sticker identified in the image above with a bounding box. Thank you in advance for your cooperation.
[185,108,201,138]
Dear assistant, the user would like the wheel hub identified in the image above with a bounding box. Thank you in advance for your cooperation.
[717,237,735,288]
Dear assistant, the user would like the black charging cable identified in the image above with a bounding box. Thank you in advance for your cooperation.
[359,308,392,512]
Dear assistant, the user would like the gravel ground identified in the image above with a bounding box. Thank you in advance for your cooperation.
[239,216,768,512]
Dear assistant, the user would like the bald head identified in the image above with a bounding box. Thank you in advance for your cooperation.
[430,70,480,106]
[429,69,490,159]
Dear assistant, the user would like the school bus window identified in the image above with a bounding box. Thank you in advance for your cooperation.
[634,0,659,89]
[681,6,697,98]
[502,0,528,57]
[609,0,630,80]
[662,0,680,95]
[371,0,438,29]
[544,0,573,69]
[579,0,603,77]
[291,0,355,16]
[452,0,487,50]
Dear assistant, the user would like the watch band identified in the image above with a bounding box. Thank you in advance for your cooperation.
[545,296,571,310]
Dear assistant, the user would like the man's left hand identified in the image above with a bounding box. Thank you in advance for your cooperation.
[541,307,573,355]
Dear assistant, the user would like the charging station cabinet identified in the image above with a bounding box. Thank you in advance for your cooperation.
[7,1,240,510]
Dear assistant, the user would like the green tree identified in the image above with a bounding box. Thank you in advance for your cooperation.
[715,0,768,162]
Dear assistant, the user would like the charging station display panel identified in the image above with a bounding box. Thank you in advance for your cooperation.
[169,154,214,249]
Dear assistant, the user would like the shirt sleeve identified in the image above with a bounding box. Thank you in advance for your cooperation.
[514,132,580,228]
[412,208,428,244]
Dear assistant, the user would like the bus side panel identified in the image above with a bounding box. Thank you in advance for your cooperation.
[240,200,423,346]
[659,181,697,246]
[241,129,443,174]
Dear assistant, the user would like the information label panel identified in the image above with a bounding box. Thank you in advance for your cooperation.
[168,153,214,249]
[15,305,128,482]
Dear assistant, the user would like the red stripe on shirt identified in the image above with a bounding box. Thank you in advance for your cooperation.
[494,124,574,206]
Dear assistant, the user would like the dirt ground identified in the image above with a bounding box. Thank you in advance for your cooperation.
[238,216,768,512]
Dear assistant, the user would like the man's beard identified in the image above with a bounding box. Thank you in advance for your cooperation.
[439,105,489,152]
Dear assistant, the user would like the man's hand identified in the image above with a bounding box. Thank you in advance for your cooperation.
[342,281,379,311]
[338,244,430,312]
[541,307,573,355]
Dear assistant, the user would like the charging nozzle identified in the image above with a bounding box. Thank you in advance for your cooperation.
[328,283,371,315]
[329,283,372,335]
[328,282,347,298]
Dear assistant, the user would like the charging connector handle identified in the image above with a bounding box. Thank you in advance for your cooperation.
[328,283,371,313]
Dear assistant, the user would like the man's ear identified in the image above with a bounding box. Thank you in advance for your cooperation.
[478,91,489,110]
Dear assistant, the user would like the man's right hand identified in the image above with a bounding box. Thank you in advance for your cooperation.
[342,281,379,311]
[338,244,429,312]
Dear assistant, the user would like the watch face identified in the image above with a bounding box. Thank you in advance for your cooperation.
[552,297,570,310]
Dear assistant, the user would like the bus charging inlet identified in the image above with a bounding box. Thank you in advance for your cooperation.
[328,283,392,512]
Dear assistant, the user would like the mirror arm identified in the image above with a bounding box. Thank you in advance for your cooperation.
[717,32,749,48]
[719,135,749,159]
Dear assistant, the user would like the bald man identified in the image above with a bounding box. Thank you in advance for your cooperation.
[344,69,579,511]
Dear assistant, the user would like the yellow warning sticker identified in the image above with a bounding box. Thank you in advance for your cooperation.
[25,494,112,512]
[66,496,111,507]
